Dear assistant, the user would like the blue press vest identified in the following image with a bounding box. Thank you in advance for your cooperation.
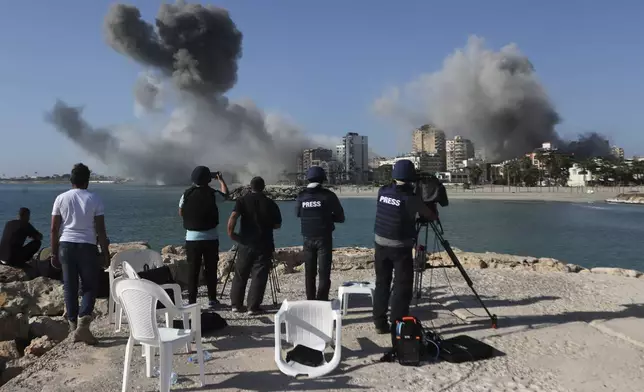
[297,187,334,238]
[374,185,416,241]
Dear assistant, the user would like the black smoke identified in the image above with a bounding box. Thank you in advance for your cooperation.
[45,1,323,185]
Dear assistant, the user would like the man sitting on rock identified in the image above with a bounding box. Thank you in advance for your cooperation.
[227,176,282,314]
[0,207,43,268]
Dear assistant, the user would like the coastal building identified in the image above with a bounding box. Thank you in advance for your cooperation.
[527,142,559,170]
[339,132,369,183]
[446,136,475,171]
[567,163,594,187]
[300,148,333,173]
[378,153,444,174]
[412,124,446,170]
[436,171,469,183]
[611,146,625,160]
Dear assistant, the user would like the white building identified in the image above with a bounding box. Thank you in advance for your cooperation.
[446,136,475,171]
[436,172,469,183]
[340,132,368,183]
[567,163,594,187]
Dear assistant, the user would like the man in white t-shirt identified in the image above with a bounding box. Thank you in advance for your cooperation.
[51,163,110,345]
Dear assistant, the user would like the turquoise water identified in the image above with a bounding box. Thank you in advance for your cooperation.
[1,183,643,270]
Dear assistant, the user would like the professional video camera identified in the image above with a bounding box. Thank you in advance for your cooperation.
[414,173,449,210]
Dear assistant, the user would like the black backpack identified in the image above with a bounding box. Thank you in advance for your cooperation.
[381,316,441,366]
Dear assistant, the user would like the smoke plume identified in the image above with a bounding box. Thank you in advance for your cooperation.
[373,36,611,161]
[45,2,326,184]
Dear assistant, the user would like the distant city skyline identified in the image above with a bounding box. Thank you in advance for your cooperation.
[1,1,643,177]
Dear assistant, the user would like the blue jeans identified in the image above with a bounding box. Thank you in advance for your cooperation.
[60,242,100,322]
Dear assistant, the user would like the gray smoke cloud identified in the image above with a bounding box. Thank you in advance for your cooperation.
[373,35,610,161]
[45,2,329,185]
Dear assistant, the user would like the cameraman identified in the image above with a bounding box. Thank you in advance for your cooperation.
[179,166,229,308]
[372,159,437,334]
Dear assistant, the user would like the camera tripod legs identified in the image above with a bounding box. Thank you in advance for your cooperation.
[413,221,498,329]
[219,247,281,306]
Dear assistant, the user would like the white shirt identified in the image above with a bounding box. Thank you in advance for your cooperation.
[52,189,105,244]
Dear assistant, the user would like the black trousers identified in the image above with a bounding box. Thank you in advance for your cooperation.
[303,236,333,301]
[230,244,272,310]
[372,243,414,327]
[5,239,41,267]
[185,240,219,304]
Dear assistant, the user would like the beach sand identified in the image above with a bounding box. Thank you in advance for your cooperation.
[4,266,644,392]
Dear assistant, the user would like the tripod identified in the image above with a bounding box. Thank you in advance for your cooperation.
[219,246,281,306]
[413,218,498,329]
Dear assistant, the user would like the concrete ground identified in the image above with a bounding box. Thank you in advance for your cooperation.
[3,267,644,392]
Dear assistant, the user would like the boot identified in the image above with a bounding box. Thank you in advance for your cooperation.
[72,316,98,345]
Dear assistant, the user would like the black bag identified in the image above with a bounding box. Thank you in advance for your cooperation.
[439,335,501,363]
[393,317,425,366]
[285,345,325,367]
[172,311,228,333]
[96,270,110,298]
[415,174,449,207]
[138,265,175,309]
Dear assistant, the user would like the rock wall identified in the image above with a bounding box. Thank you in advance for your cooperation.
[606,193,644,204]
[228,185,304,201]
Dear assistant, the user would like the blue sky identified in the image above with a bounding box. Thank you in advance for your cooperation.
[0,1,642,176]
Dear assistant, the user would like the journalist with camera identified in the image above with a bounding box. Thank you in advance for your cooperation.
[372,159,438,334]
[179,166,229,308]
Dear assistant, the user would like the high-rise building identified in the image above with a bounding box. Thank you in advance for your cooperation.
[611,146,625,160]
[412,124,446,170]
[339,132,369,183]
[446,136,475,171]
[379,153,444,175]
[301,148,333,172]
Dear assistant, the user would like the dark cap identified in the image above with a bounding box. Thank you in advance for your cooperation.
[191,166,212,186]
[306,166,326,182]
[250,176,265,192]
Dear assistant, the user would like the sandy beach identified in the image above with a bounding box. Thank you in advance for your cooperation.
[3,245,644,392]
[334,185,644,203]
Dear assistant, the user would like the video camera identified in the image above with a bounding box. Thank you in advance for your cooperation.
[414,173,449,213]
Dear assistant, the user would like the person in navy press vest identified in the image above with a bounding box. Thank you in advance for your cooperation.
[372,159,437,334]
[296,166,345,301]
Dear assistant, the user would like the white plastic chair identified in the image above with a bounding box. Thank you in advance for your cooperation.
[115,279,205,392]
[108,249,163,330]
[274,299,342,378]
[121,261,192,359]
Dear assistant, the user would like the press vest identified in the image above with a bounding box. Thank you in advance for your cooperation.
[182,186,219,231]
[374,184,415,241]
[297,187,335,238]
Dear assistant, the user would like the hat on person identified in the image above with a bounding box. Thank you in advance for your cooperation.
[306,166,326,182]
[392,159,416,181]
[191,166,212,186]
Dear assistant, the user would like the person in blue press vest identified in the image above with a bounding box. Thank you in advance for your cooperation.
[372,159,437,334]
[296,166,345,301]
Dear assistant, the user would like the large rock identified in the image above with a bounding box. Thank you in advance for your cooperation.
[0,341,20,362]
[0,277,64,317]
[0,266,28,284]
[0,312,29,341]
[28,316,69,342]
[0,354,36,385]
[23,336,55,357]
[108,241,150,258]
[590,267,642,278]
[229,185,304,201]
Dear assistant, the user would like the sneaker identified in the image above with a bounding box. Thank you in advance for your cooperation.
[375,322,391,335]
[231,306,247,313]
[247,308,265,316]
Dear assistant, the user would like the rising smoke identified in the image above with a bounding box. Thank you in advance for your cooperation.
[373,36,611,161]
[45,2,329,185]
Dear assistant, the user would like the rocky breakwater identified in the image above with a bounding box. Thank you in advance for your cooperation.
[606,192,644,205]
[229,185,304,201]
[160,243,644,285]
[0,241,149,386]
